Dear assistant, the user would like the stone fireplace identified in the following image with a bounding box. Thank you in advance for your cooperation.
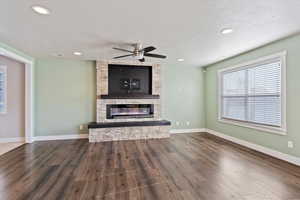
[88,60,171,142]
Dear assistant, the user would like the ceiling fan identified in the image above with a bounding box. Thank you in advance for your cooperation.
[112,43,167,62]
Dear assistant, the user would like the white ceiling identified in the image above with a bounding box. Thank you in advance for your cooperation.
[1,0,300,67]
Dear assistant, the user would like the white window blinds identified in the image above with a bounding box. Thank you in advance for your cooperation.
[220,58,282,128]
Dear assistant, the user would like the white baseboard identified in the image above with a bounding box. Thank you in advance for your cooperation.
[170,128,206,134]
[205,128,300,166]
[34,134,88,141]
[0,137,25,143]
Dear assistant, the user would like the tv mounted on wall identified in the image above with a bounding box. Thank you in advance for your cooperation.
[108,64,152,96]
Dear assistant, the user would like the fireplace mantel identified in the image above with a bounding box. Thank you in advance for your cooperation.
[99,94,160,99]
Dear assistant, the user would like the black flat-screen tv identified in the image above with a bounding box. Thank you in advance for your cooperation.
[108,64,152,95]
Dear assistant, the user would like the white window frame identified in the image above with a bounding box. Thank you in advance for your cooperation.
[218,51,287,135]
[0,65,7,114]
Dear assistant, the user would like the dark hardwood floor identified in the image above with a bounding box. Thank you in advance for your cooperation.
[1,133,300,200]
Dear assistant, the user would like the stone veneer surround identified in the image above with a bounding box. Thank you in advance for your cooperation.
[96,60,162,123]
[89,60,170,142]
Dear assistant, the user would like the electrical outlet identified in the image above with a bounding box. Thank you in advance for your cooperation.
[288,141,294,148]
[176,121,180,126]
[186,121,190,126]
[79,125,84,131]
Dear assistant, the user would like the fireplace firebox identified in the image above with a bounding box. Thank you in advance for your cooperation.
[106,104,154,119]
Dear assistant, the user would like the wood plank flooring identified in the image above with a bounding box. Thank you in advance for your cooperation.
[0,142,24,156]
[0,133,300,200]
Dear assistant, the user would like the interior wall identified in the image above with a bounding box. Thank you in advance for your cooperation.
[34,59,205,136]
[161,64,205,129]
[34,59,96,136]
[205,33,300,157]
[0,55,25,139]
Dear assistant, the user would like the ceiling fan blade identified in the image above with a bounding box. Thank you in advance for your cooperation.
[142,46,156,53]
[139,58,145,62]
[113,54,134,59]
[112,47,133,53]
[144,53,167,59]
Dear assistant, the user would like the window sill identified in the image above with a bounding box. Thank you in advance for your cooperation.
[218,118,287,136]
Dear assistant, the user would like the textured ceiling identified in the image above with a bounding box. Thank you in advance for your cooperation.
[1,0,300,66]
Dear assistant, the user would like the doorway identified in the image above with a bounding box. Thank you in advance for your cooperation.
[0,47,33,156]
[0,55,26,155]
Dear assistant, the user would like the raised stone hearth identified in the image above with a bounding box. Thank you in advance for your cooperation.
[89,126,170,142]
[88,60,171,142]
[88,120,171,142]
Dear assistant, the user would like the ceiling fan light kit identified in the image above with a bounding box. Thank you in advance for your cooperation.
[112,43,167,62]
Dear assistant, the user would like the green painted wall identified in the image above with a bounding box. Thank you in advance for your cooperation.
[205,34,300,157]
[34,60,205,136]
[34,59,96,136]
[162,64,205,129]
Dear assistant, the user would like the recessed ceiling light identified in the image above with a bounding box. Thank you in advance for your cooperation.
[177,58,184,62]
[31,6,51,15]
[221,28,233,34]
[73,52,83,56]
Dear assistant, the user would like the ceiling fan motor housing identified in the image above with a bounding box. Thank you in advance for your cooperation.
[133,43,144,59]
[133,51,144,59]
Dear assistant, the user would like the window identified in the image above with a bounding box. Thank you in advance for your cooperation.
[218,52,286,135]
[0,66,7,114]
